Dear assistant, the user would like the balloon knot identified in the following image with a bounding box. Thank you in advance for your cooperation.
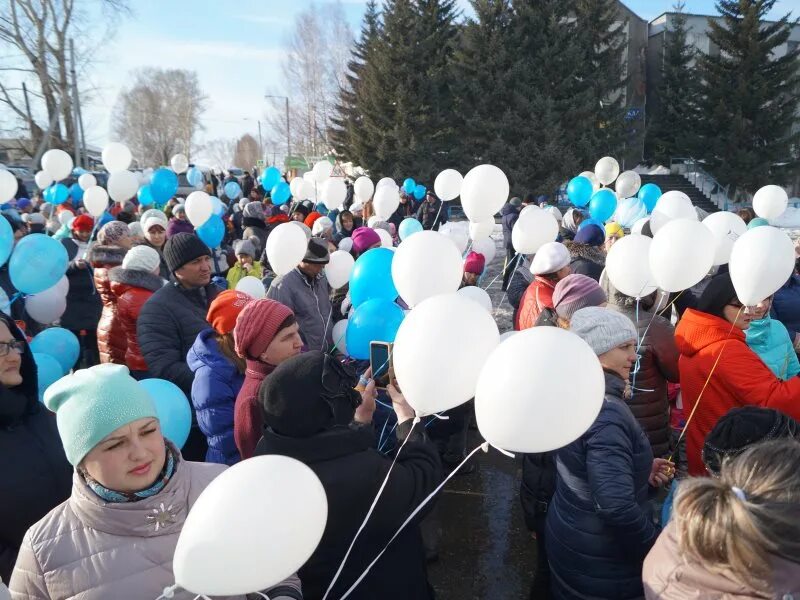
[160,584,178,599]
[413,416,422,425]
[480,441,490,453]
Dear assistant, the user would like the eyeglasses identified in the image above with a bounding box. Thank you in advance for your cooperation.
[0,340,26,357]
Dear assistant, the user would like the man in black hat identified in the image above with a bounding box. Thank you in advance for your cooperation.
[266,237,334,352]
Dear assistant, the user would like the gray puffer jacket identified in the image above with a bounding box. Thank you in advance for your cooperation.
[266,268,332,353]
[9,445,302,600]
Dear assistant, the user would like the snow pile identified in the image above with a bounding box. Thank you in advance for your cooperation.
[633,164,671,175]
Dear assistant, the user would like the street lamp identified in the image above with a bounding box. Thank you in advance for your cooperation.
[265,95,291,170]
[242,118,264,166]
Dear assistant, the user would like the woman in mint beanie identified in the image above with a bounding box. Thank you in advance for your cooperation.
[8,364,303,600]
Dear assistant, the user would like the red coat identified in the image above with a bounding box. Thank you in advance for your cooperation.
[88,245,127,364]
[674,308,800,475]
[515,276,557,330]
[109,267,164,373]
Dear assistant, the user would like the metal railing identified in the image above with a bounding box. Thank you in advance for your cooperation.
[669,157,739,211]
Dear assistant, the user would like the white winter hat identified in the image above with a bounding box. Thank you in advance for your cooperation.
[312,216,333,236]
[127,221,144,238]
[142,214,168,233]
[544,206,563,222]
[122,245,161,274]
[530,241,571,275]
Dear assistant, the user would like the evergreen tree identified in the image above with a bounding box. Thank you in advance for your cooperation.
[645,3,700,164]
[699,0,800,193]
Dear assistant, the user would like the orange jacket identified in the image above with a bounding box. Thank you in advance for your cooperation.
[674,308,800,475]
[515,276,556,330]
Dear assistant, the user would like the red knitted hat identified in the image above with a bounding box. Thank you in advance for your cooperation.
[463,251,486,275]
[234,298,294,360]
[207,290,251,335]
[71,214,94,232]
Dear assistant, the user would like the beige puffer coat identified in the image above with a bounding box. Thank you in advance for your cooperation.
[9,447,302,600]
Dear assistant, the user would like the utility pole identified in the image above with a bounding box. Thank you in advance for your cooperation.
[257,120,264,166]
[69,39,81,168]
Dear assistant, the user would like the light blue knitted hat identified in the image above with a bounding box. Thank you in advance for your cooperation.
[44,364,158,466]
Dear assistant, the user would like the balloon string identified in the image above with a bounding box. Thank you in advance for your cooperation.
[668,307,742,463]
[658,290,685,317]
[338,442,489,599]
[495,253,520,312]
[8,292,23,306]
[321,417,420,600]
[432,202,444,231]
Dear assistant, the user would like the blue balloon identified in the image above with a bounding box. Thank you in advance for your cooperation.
[413,184,426,201]
[567,176,594,207]
[224,181,241,200]
[33,352,63,402]
[271,181,291,205]
[139,378,192,449]
[196,214,225,248]
[72,167,87,176]
[30,328,79,374]
[69,183,84,202]
[637,183,662,213]
[398,218,423,240]
[349,247,398,308]
[150,168,179,204]
[210,196,224,216]
[46,183,69,204]
[346,298,405,360]
[0,214,13,268]
[578,217,605,232]
[186,166,203,188]
[9,234,68,294]
[262,166,281,190]
[403,178,416,194]
[588,188,617,222]
[138,184,154,207]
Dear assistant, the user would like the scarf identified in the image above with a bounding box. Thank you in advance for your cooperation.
[83,445,177,503]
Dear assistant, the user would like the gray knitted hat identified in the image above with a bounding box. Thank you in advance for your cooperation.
[233,239,256,257]
[570,306,637,356]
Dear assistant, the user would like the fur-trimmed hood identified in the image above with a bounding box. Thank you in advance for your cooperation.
[564,240,605,266]
[87,244,126,267]
[108,266,164,293]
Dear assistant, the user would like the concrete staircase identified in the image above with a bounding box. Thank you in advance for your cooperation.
[639,173,720,214]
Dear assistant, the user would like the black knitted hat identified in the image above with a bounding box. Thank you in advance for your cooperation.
[163,232,210,273]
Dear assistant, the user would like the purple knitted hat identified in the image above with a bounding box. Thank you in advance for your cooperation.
[553,274,607,320]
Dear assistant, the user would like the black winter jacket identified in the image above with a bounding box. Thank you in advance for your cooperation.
[500,204,519,250]
[0,314,72,582]
[546,372,659,599]
[415,199,446,231]
[136,280,219,396]
[255,421,441,600]
[60,238,102,332]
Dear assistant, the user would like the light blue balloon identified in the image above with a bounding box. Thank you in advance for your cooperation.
[346,298,405,360]
[69,183,84,202]
[33,352,63,402]
[186,166,203,188]
[615,196,648,228]
[210,196,224,216]
[349,247,398,308]
[139,378,192,449]
[47,183,69,204]
[567,176,593,207]
[137,184,154,207]
[30,327,79,374]
[196,214,225,248]
[224,181,241,200]
[403,178,416,194]
[637,183,662,213]
[262,166,281,190]
[413,184,426,201]
[0,214,13,268]
[588,188,617,222]
[398,218,423,240]
[9,234,68,294]
[271,181,291,205]
[151,168,179,204]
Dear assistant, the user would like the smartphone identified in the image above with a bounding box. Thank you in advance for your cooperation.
[369,341,393,390]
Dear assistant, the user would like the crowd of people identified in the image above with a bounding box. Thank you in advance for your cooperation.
[1,165,799,599]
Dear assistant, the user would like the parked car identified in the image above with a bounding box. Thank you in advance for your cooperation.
[6,165,35,195]
[176,168,208,198]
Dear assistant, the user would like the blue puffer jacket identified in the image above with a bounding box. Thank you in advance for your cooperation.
[773,274,800,341]
[186,328,245,465]
[546,372,659,600]
[745,317,800,380]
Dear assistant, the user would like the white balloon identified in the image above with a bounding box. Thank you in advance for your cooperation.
[25,286,67,324]
[753,184,788,220]
[393,293,499,415]
[543,205,562,222]
[332,319,349,356]
[373,185,400,219]
[174,455,327,596]
[376,227,394,248]
[78,173,96,191]
[439,221,469,255]
[54,275,69,296]
[321,178,347,210]
[185,191,212,226]
[312,160,333,183]
[650,190,696,234]
[0,170,18,203]
[367,216,381,228]
[170,154,189,174]
[631,217,650,235]
[311,216,333,236]
[267,222,308,276]
[594,156,620,185]
[107,170,139,203]
[302,179,317,202]
[34,170,53,190]
[101,142,132,173]
[579,171,601,192]
[469,218,494,242]
[649,219,715,292]
[614,170,641,199]
[83,186,109,217]
[338,237,354,253]
[475,327,604,453]
[511,206,559,254]
[325,250,355,289]
[729,226,795,306]
[498,330,518,343]
[354,176,374,202]
[605,234,657,298]
[235,276,266,299]
[289,177,306,201]
[392,231,463,307]
[457,285,493,313]
[41,149,73,181]
[434,169,463,201]
[376,177,397,191]
[471,238,496,266]
[460,164,509,222]
[702,211,747,266]
[58,211,73,226]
